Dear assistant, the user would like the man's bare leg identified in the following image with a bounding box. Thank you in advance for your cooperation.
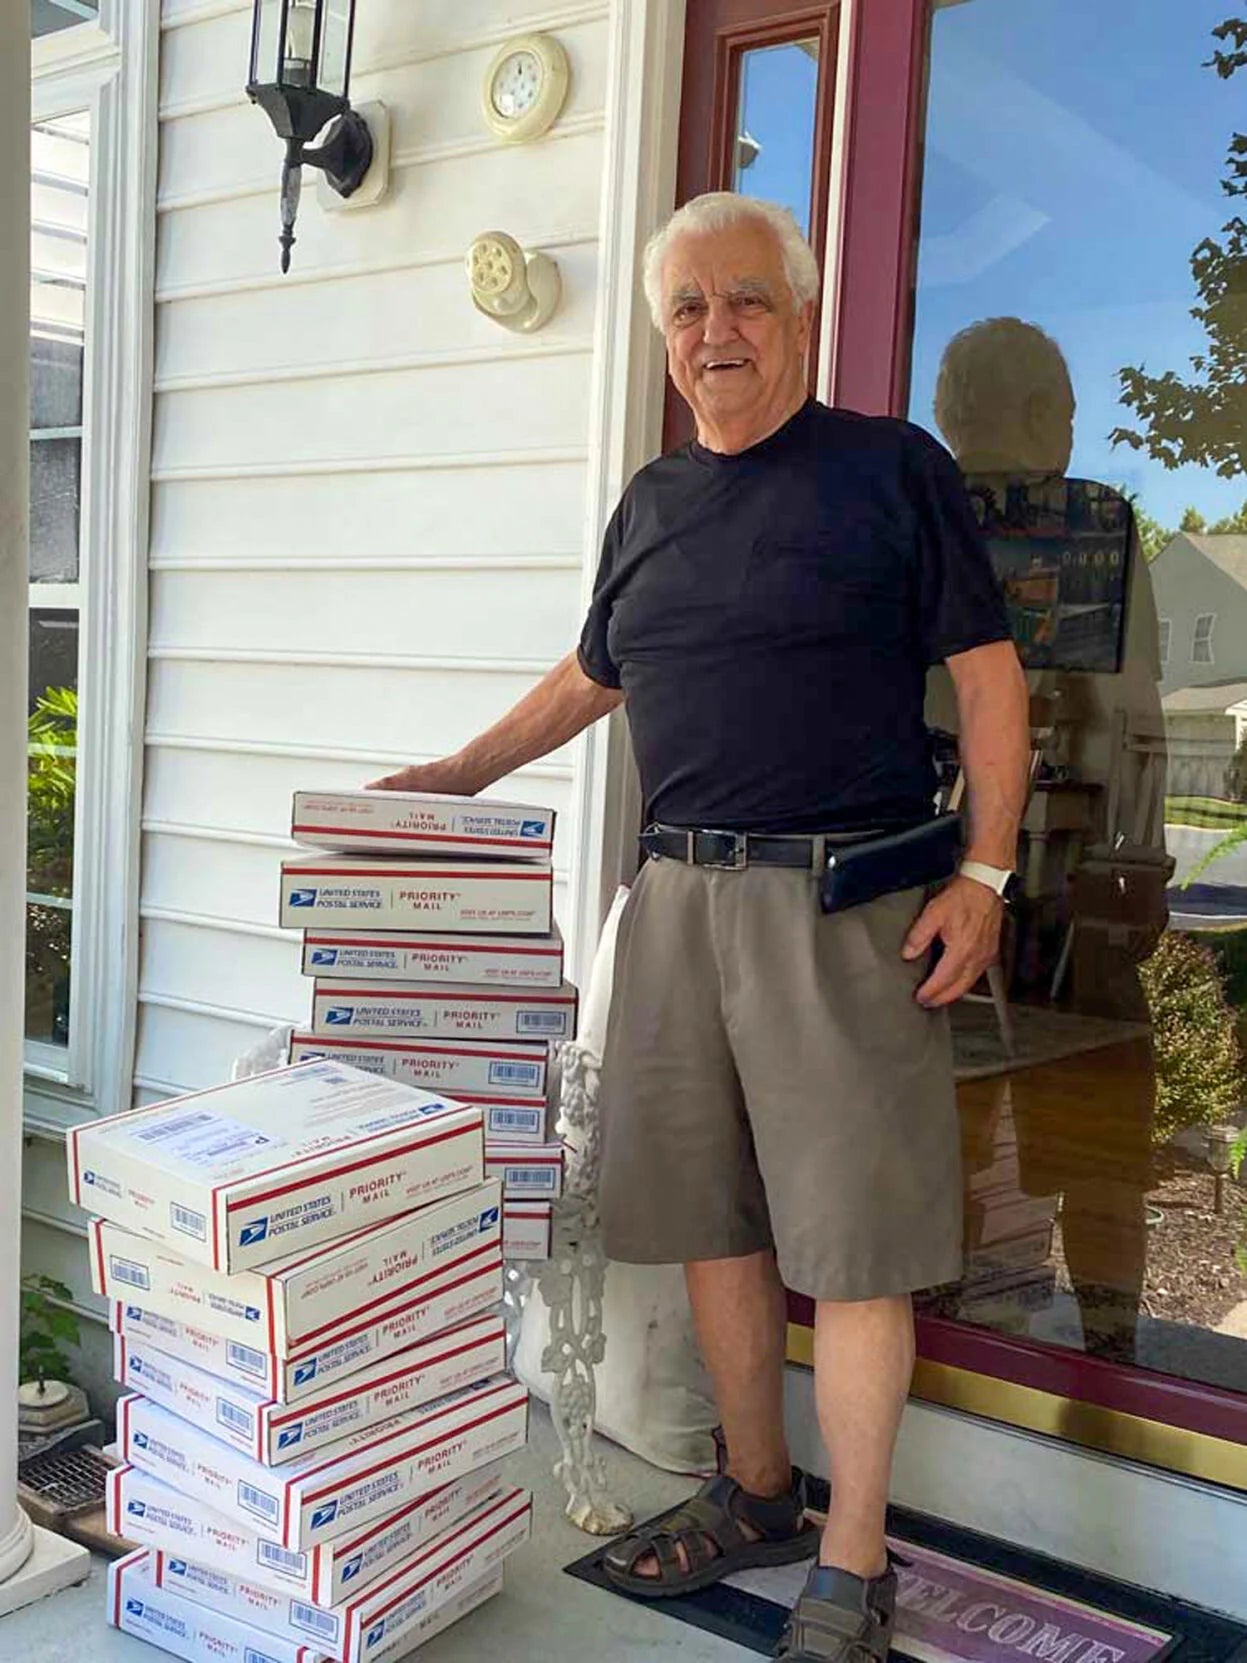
[813,1295,914,1579]
[629,1250,791,1580]
[686,1251,792,1494]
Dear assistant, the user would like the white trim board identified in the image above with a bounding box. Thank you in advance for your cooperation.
[784,1367,1247,1623]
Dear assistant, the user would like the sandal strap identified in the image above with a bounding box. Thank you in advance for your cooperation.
[603,1472,807,1589]
[777,1568,898,1663]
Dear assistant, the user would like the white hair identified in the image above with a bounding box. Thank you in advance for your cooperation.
[642,193,821,329]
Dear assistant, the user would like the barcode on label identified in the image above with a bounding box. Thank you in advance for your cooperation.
[228,1342,266,1378]
[246,1651,283,1663]
[171,1202,207,1240]
[489,1062,541,1086]
[517,1012,567,1034]
[217,1398,253,1434]
[135,1111,215,1144]
[258,1541,307,1575]
[238,1481,278,1524]
[491,1109,540,1130]
[508,1168,555,1188]
[289,1601,339,1641]
[110,1256,150,1290]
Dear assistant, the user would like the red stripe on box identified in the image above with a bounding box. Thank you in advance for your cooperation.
[293,825,552,851]
[92,1220,106,1294]
[286,865,550,880]
[224,1121,477,1213]
[266,1276,277,1358]
[267,1208,433,1276]
[299,1383,518,1496]
[316,988,570,1005]
[292,1034,544,1062]
[366,1500,530,1626]
[267,1329,499,1429]
[307,935,559,957]
[352,1488,515,1609]
[291,1244,500,1350]
[332,1474,460,1558]
[68,1123,81,1206]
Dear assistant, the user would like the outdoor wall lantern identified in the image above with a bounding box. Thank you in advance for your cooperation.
[247,0,372,272]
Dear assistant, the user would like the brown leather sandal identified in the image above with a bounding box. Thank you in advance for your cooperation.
[776,1560,901,1662]
[601,1469,819,1599]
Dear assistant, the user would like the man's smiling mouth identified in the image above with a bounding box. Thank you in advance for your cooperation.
[703,359,749,373]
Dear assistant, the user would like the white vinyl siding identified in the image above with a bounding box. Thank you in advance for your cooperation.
[138,0,611,1097]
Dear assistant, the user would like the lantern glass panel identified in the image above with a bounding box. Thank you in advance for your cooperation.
[251,0,285,86]
[319,0,352,99]
[283,0,319,89]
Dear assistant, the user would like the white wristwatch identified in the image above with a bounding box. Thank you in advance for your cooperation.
[959,859,1019,902]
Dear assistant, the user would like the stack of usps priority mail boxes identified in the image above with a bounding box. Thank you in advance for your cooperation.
[69,1059,532,1662]
[278,790,576,1268]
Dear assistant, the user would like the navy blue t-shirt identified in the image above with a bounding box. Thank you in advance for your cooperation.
[577,399,1011,834]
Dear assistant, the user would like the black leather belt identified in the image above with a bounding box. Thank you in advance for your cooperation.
[639,825,879,871]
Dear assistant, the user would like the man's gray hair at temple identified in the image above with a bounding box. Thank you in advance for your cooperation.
[641,192,822,328]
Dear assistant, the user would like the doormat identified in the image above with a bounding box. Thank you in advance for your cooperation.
[565,1487,1247,1663]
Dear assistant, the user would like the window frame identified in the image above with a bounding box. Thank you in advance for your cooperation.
[1158,617,1171,667]
[1192,611,1216,666]
[26,0,157,1133]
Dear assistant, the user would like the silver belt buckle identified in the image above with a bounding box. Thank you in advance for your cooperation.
[704,830,749,869]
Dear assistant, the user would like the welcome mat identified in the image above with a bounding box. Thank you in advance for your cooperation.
[566,1489,1247,1663]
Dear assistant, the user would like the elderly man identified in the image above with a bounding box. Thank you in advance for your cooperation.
[373,193,1030,1663]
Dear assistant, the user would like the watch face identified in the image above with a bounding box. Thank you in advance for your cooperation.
[491,50,543,119]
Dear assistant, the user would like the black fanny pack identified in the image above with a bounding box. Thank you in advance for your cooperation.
[818,813,964,915]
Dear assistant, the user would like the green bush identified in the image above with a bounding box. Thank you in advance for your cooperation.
[1140,931,1243,1144]
[20,1274,79,1386]
[25,687,76,1041]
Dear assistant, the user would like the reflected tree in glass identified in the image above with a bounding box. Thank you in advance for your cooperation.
[1112,17,1247,482]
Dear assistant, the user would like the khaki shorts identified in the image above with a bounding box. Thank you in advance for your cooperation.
[598,855,964,1302]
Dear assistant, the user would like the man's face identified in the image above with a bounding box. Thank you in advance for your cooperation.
[660,220,813,449]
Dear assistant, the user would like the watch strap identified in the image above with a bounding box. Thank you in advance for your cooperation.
[959,859,1014,897]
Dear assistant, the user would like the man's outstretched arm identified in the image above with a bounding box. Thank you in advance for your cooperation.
[369,650,624,796]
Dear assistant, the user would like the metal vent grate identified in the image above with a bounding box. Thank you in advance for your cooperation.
[18,1445,110,1512]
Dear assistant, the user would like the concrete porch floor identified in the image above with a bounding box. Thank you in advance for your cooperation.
[0,1402,741,1663]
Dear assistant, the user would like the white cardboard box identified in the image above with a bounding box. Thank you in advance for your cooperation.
[108,1460,507,1608]
[472,1097,552,1146]
[288,1033,548,1100]
[310,979,578,1044]
[115,1312,506,1465]
[291,789,555,861]
[302,926,564,988]
[153,1485,531,1663]
[69,1060,484,1272]
[485,1143,564,1201]
[502,1204,552,1261]
[109,1245,502,1404]
[109,1549,503,1663]
[120,1374,529,1550]
[91,1179,502,1359]
[281,855,553,934]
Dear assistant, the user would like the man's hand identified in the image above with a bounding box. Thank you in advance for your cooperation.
[902,876,1004,1009]
[366,759,478,794]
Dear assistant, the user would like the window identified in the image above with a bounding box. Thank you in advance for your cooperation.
[24,2,155,1128]
[31,1,100,38]
[1158,618,1171,666]
[27,110,88,1052]
[1193,612,1216,664]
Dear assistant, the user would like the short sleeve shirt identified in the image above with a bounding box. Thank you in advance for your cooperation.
[578,399,1012,833]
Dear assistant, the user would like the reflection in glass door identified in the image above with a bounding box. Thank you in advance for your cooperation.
[906,0,1247,1436]
[731,38,821,238]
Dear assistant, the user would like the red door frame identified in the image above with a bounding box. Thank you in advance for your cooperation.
[828,0,930,416]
